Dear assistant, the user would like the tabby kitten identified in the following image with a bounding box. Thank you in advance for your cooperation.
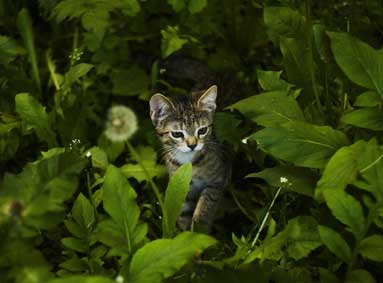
[149,85,230,231]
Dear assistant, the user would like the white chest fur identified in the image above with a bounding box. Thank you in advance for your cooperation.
[174,151,196,164]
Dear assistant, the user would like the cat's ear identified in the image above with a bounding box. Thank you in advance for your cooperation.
[197,85,217,112]
[149,93,174,124]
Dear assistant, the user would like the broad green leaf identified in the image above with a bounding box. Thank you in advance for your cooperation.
[328,32,383,97]
[285,216,322,260]
[59,257,88,272]
[318,225,352,262]
[112,65,149,96]
[228,91,305,127]
[359,235,383,261]
[188,0,207,13]
[121,161,167,182]
[0,35,25,64]
[64,63,93,86]
[354,91,381,107]
[354,139,383,201]
[214,112,244,147]
[313,24,330,62]
[257,70,293,91]
[323,189,365,239]
[161,26,188,58]
[342,108,383,131]
[49,276,114,283]
[72,193,95,232]
[15,93,56,146]
[127,232,216,283]
[316,143,361,199]
[346,269,376,283]
[247,166,316,197]
[61,237,87,253]
[1,151,86,230]
[163,163,192,237]
[98,165,147,255]
[89,147,108,170]
[251,121,349,168]
[17,9,41,93]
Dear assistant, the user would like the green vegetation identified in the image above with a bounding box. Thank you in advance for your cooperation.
[1,0,383,282]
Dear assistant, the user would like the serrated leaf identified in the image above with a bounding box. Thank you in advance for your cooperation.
[342,108,383,131]
[15,93,56,146]
[64,63,93,86]
[328,31,383,98]
[163,163,192,237]
[318,225,352,262]
[251,121,349,169]
[127,232,216,283]
[161,26,188,58]
[98,165,147,255]
[72,193,95,231]
[247,166,316,197]
[323,189,365,240]
[359,235,383,261]
[227,91,305,127]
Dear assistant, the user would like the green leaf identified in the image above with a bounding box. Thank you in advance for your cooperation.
[318,225,352,262]
[214,112,244,147]
[257,70,293,92]
[319,268,340,283]
[346,269,376,283]
[342,108,383,131]
[15,93,56,146]
[64,63,94,86]
[323,189,365,239]
[227,91,305,127]
[72,193,95,232]
[49,276,115,283]
[98,165,147,255]
[61,237,87,252]
[0,35,25,64]
[161,26,188,58]
[316,143,361,199]
[251,121,349,168]
[112,65,149,96]
[188,0,207,13]
[359,235,383,261]
[121,161,167,182]
[17,8,41,93]
[89,147,108,170]
[127,232,216,283]
[163,163,192,237]
[328,32,383,97]
[354,91,381,107]
[120,0,141,17]
[167,0,185,12]
[247,166,316,197]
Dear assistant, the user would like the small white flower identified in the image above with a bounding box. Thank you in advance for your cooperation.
[241,137,248,144]
[85,151,92,158]
[116,275,124,283]
[104,105,138,142]
[280,177,288,184]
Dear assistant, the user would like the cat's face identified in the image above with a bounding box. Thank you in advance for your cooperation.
[149,85,217,156]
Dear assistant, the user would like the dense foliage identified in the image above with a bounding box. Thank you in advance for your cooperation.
[1,0,383,282]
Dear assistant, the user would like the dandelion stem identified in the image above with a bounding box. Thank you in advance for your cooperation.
[125,141,166,221]
[251,185,283,248]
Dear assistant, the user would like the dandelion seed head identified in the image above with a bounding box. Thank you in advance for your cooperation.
[104,105,138,142]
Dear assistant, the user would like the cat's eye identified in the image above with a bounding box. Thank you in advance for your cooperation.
[198,127,208,136]
[170,131,184,139]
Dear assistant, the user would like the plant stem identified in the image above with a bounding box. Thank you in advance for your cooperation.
[86,169,98,221]
[251,185,283,248]
[125,141,167,223]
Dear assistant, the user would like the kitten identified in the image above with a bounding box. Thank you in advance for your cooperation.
[149,85,231,231]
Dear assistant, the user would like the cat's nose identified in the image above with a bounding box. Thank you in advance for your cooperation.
[188,144,197,151]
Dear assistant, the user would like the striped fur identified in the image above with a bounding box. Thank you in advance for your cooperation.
[150,85,231,231]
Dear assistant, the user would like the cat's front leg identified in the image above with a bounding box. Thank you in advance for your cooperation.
[192,186,222,232]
